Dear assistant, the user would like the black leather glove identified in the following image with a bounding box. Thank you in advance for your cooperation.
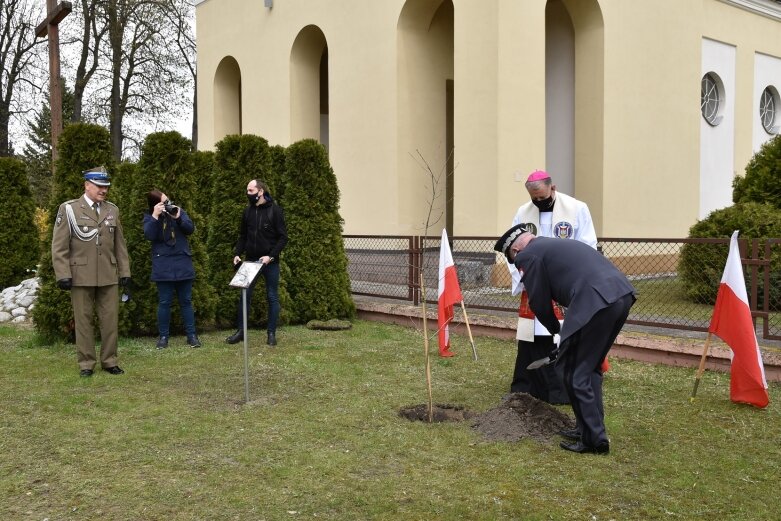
[57,278,72,290]
[119,277,132,287]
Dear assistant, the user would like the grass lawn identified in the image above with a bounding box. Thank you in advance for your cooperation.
[1,320,779,520]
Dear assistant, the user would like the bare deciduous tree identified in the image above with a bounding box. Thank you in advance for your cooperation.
[162,0,196,148]
[70,0,106,122]
[0,0,45,156]
[58,0,194,159]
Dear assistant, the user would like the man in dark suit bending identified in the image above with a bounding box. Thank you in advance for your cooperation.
[495,224,636,454]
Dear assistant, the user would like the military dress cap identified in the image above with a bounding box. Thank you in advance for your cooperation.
[83,166,111,186]
[494,223,533,256]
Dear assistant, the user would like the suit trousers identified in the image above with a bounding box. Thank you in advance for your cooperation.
[557,293,635,448]
[71,285,119,370]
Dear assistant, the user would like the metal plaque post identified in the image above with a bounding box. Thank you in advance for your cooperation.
[229,261,265,404]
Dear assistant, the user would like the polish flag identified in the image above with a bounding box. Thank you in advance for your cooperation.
[708,231,769,408]
[438,229,463,357]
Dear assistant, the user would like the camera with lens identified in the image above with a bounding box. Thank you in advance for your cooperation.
[163,200,178,214]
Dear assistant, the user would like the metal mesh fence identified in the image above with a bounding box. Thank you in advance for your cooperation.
[344,235,781,341]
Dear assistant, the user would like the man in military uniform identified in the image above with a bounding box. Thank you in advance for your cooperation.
[51,167,131,377]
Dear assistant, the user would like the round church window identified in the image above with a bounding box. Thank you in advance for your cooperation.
[701,73,723,126]
[760,86,779,135]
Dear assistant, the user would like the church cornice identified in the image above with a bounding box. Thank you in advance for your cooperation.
[717,0,781,21]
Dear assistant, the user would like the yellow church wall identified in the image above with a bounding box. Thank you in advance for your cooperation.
[196,0,781,239]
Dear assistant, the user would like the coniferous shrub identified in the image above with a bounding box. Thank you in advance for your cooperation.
[32,123,115,342]
[678,202,781,307]
[733,134,781,208]
[0,158,39,288]
[207,134,293,329]
[190,150,215,245]
[119,131,217,335]
[283,139,355,322]
[110,161,138,335]
[269,144,287,201]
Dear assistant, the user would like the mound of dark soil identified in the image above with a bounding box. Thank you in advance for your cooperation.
[471,392,576,443]
[399,403,477,423]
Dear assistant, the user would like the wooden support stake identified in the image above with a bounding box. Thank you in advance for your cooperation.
[460,301,478,361]
[691,333,713,402]
[421,273,433,422]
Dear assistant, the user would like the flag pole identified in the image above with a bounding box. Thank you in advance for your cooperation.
[690,332,713,402]
[459,301,478,361]
[421,272,434,422]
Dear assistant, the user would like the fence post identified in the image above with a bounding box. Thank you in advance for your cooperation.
[411,235,420,305]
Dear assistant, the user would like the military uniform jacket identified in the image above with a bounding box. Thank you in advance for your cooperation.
[513,237,635,343]
[52,195,131,286]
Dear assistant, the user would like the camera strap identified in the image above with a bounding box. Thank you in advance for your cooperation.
[162,216,176,246]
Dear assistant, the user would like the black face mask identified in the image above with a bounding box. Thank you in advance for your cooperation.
[247,193,260,205]
[532,195,554,211]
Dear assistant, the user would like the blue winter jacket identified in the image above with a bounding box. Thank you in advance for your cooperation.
[143,210,196,282]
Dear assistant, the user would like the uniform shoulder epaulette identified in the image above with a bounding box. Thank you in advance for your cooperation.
[104,201,119,209]
[63,198,80,205]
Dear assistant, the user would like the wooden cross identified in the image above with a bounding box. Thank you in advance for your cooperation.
[35,0,72,166]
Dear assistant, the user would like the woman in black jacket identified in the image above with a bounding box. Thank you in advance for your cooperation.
[143,189,201,348]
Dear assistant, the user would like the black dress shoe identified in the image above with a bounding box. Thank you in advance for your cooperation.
[187,335,202,348]
[267,333,277,346]
[558,428,581,440]
[225,330,243,344]
[80,369,93,377]
[104,366,125,375]
[156,336,169,349]
[559,440,609,454]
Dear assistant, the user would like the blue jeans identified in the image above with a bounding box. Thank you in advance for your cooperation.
[236,260,280,334]
[157,279,196,337]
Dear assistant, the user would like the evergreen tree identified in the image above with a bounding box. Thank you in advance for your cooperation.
[283,139,355,322]
[733,134,781,208]
[0,158,39,288]
[119,131,217,335]
[32,123,115,342]
[207,134,292,328]
[22,82,75,208]
[189,150,215,245]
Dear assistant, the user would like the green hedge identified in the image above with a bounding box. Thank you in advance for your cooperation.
[283,139,355,322]
[733,134,781,208]
[32,123,115,342]
[0,158,39,288]
[207,134,293,328]
[679,202,781,307]
[118,131,217,336]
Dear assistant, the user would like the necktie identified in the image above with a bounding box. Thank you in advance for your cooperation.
[93,203,100,216]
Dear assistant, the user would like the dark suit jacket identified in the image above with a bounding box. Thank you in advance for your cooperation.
[513,237,635,342]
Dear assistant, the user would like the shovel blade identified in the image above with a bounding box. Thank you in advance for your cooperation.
[527,357,552,370]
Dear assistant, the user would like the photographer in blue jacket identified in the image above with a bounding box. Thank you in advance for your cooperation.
[143,189,201,349]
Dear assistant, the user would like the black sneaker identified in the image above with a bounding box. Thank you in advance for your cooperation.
[267,333,277,346]
[156,336,169,349]
[187,335,202,348]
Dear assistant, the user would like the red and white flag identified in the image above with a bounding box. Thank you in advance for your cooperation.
[708,231,769,408]
[438,229,463,357]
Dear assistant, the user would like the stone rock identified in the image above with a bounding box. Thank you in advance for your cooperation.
[11,307,26,317]
[11,315,26,323]
[0,311,11,322]
[17,296,35,308]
